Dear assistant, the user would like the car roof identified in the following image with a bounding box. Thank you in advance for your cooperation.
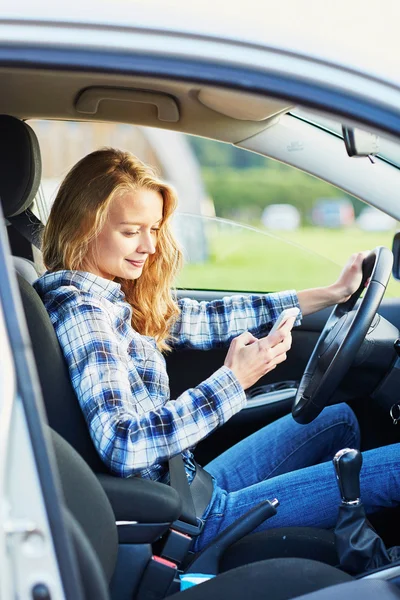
[3,0,400,221]
[2,0,400,87]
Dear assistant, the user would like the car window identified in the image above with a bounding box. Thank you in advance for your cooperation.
[173,213,400,295]
[30,120,400,296]
[173,213,342,292]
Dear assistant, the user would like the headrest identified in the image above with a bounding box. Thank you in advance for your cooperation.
[0,115,42,218]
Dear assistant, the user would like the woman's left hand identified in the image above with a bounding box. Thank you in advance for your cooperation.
[297,250,373,316]
[334,251,371,304]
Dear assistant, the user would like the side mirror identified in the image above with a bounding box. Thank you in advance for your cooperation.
[392,231,400,280]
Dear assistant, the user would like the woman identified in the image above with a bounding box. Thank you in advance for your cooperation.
[34,148,399,552]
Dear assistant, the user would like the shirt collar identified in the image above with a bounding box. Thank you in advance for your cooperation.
[34,270,125,303]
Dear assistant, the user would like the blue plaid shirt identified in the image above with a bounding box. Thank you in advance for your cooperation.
[34,270,301,482]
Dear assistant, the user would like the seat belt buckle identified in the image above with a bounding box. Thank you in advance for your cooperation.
[171,517,204,537]
[136,555,178,600]
[161,528,194,564]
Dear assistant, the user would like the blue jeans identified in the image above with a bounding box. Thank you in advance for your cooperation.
[192,403,400,552]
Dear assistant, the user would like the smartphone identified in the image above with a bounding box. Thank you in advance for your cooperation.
[269,307,300,335]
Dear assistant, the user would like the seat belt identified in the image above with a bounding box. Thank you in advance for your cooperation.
[168,455,198,527]
[7,208,44,250]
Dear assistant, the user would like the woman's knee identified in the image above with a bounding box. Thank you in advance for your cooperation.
[323,403,360,447]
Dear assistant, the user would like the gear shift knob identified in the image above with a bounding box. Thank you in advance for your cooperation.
[333,448,362,504]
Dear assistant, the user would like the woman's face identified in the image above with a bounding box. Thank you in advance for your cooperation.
[85,188,164,281]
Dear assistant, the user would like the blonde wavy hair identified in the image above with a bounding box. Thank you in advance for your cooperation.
[42,148,183,351]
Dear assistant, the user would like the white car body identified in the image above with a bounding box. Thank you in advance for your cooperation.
[262,204,301,231]
[2,2,400,598]
[357,207,398,232]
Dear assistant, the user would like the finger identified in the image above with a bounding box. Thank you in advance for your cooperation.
[274,351,288,365]
[344,254,365,279]
[272,333,292,357]
[260,335,292,366]
[281,331,292,352]
[272,331,293,354]
[263,329,286,348]
[355,250,372,266]
[279,317,296,334]
[353,251,373,278]
[350,254,363,270]
[263,320,295,349]
[349,250,370,259]
[264,350,288,373]
[233,331,258,347]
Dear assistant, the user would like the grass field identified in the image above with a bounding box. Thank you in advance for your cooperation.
[176,226,400,297]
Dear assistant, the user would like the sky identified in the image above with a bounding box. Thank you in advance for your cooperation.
[2,0,400,84]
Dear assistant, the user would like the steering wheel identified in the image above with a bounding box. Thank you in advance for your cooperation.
[292,246,393,425]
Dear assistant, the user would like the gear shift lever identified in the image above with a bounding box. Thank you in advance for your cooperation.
[333,448,391,575]
[333,448,362,504]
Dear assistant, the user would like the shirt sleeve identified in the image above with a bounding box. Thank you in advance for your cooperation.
[170,291,302,350]
[54,300,246,478]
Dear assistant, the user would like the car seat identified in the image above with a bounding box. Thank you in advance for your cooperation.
[49,426,400,600]
[51,425,355,600]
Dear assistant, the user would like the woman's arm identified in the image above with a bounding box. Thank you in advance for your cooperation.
[297,286,345,316]
[172,251,369,349]
[172,290,302,350]
[55,300,246,478]
[298,251,369,316]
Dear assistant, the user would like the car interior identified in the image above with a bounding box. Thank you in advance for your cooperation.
[3,65,400,600]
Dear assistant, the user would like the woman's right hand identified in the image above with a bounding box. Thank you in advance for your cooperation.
[224,319,295,390]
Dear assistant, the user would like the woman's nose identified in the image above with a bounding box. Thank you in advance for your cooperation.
[138,233,156,254]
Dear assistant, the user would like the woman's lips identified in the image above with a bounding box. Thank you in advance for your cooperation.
[126,259,145,268]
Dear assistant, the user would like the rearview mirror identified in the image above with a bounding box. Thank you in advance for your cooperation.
[342,126,380,157]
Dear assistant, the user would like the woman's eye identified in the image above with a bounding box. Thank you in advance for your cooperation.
[151,228,160,235]
[123,231,139,237]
